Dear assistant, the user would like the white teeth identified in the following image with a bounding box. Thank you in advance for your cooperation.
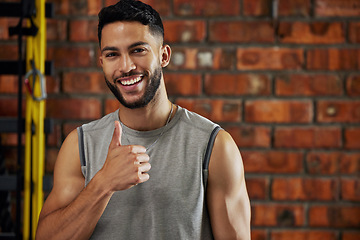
[120,76,142,86]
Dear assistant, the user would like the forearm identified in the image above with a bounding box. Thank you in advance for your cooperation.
[36,173,113,240]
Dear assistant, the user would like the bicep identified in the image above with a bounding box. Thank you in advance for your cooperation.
[207,130,251,240]
[39,129,85,220]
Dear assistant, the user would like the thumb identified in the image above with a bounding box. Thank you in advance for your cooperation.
[110,121,122,148]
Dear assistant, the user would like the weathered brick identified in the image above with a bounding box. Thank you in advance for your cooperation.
[278,22,345,44]
[164,73,202,96]
[173,0,240,16]
[225,125,271,148]
[317,101,360,123]
[69,20,98,42]
[274,127,342,149]
[315,0,360,17]
[349,22,360,43]
[272,178,338,201]
[276,74,342,96]
[237,48,303,70]
[175,98,241,123]
[307,49,360,70]
[278,0,311,16]
[341,178,360,201]
[251,230,267,240]
[242,151,303,173]
[46,98,101,120]
[45,148,59,174]
[306,152,360,175]
[0,133,24,147]
[163,20,206,43]
[209,21,274,43]
[345,128,360,149]
[271,230,337,240]
[105,98,120,115]
[243,0,271,16]
[343,232,360,240]
[105,0,171,16]
[252,204,305,227]
[47,46,95,68]
[47,0,70,15]
[0,75,19,94]
[0,18,19,40]
[169,47,235,70]
[0,98,24,117]
[47,19,67,41]
[246,178,268,200]
[46,124,61,147]
[245,100,312,123]
[0,44,18,60]
[346,75,360,96]
[309,206,360,228]
[63,123,83,137]
[63,71,108,93]
[205,74,271,96]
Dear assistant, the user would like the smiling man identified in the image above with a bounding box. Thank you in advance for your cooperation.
[36,0,250,239]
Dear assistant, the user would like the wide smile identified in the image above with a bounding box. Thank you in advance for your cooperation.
[116,75,144,86]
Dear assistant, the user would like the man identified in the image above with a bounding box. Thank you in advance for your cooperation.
[36,0,251,239]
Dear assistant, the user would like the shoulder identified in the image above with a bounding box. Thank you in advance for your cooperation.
[177,106,219,134]
[81,110,119,133]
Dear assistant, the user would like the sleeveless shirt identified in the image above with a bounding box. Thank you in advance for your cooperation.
[77,106,220,239]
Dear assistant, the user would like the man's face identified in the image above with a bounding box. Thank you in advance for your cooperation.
[100,21,167,109]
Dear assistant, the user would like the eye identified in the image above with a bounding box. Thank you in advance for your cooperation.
[132,48,146,54]
[105,52,117,58]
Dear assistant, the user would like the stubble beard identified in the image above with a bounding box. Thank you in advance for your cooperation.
[105,67,162,109]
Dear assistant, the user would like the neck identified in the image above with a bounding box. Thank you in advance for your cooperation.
[118,85,174,131]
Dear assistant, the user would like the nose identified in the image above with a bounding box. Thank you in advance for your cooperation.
[118,54,136,73]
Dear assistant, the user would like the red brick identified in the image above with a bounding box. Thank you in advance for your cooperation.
[349,22,360,43]
[252,204,305,227]
[45,148,59,174]
[0,44,18,60]
[46,98,101,120]
[243,0,271,16]
[63,123,83,137]
[63,72,109,94]
[209,21,274,43]
[343,232,360,240]
[168,47,235,70]
[47,46,95,68]
[242,151,303,173]
[315,0,360,17]
[0,75,19,94]
[317,101,360,123]
[0,98,24,117]
[307,49,360,70]
[225,125,271,148]
[278,0,311,16]
[278,22,345,44]
[205,74,271,96]
[341,178,360,201]
[274,127,342,149]
[251,230,267,240]
[164,73,202,96]
[245,100,312,123]
[246,178,268,200]
[105,0,171,16]
[173,0,240,16]
[46,124,61,147]
[175,99,241,123]
[309,206,360,228]
[346,75,360,96]
[47,0,70,15]
[271,230,337,240]
[105,98,120,115]
[163,20,206,43]
[69,20,98,42]
[0,133,24,147]
[0,19,19,40]
[276,74,342,96]
[272,178,338,201]
[237,48,303,70]
[47,19,67,41]
[345,128,360,149]
[307,152,360,175]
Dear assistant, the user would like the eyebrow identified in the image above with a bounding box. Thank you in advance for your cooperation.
[101,41,150,54]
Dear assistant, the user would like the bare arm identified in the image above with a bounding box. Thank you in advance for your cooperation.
[207,130,251,240]
[36,121,151,240]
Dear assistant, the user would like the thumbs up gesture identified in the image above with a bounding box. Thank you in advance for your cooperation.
[100,121,151,192]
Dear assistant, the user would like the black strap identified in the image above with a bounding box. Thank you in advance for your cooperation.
[78,126,86,167]
[203,126,221,170]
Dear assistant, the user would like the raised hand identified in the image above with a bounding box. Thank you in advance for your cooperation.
[100,121,151,192]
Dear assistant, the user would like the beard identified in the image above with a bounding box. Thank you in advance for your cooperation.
[105,67,162,109]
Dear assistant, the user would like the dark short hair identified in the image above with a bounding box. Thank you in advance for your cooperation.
[98,0,164,45]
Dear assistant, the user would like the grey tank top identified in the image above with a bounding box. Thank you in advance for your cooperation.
[77,106,220,239]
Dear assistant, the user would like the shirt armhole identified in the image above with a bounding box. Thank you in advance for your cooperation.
[203,126,221,189]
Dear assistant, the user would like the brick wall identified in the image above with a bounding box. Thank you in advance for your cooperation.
[1,0,360,239]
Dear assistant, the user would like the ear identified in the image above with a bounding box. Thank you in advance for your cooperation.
[99,55,103,67]
[160,44,171,68]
